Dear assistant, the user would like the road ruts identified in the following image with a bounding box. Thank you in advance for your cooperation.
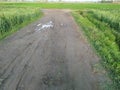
[0,9,107,90]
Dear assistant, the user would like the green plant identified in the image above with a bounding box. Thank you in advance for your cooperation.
[72,10,120,89]
[0,7,41,39]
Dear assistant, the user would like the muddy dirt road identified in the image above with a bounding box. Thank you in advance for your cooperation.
[0,10,109,90]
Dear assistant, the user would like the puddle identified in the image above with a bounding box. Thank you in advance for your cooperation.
[61,23,64,26]
[37,23,41,26]
[35,21,53,32]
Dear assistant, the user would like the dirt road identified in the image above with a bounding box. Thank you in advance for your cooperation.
[0,9,109,90]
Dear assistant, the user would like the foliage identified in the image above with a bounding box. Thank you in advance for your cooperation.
[0,7,41,39]
[0,3,120,9]
[83,10,120,49]
[0,2,120,89]
[89,10,120,32]
[72,10,120,89]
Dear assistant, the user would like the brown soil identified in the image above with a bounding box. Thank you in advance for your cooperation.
[0,9,111,90]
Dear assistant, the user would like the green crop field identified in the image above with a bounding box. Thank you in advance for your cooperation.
[72,9,120,89]
[0,3,120,9]
[0,6,42,39]
[0,2,120,89]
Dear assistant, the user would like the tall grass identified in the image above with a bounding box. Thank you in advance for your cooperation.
[89,10,120,32]
[0,3,120,9]
[72,10,120,89]
[83,10,120,48]
[0,7,41,39]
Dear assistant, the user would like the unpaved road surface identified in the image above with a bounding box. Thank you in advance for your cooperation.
[0,9,109,90]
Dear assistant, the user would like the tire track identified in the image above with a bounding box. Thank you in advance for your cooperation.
[0,9,111,90]
[0,32,45,90]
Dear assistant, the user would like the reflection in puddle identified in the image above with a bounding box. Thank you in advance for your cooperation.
[35,21,53,32]
[37,23,41,26]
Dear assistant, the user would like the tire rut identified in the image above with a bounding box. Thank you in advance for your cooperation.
[0,33,44,90]
[0,9,111,90]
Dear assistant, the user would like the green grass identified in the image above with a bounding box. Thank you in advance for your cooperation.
[0,2,120,89]
[0,7,42,40]
[72,9,120,90]
[0,2,120,9]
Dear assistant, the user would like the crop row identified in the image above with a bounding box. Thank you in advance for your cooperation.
[89,10,120,32]
[83,10,120,49]
[0,7,41,38]
[73,10,120,89]
[0,3,120,9]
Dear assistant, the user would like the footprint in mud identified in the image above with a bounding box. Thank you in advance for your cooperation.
[16,85,25,90]
[42,72,64,86]
[40,72,75,90]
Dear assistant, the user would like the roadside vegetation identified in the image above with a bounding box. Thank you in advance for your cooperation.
[72,9,120,89]
[0,3,120,9]
[0,2,120,89]
[0,7,42,39]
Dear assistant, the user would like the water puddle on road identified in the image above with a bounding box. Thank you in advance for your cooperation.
[35,21,54,32]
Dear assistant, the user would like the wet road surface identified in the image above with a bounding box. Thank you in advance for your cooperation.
[0,9,109,90]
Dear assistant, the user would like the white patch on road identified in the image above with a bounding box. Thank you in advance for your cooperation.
[61,23,63,26]
[37,23,41,26]
[35,21,53,32]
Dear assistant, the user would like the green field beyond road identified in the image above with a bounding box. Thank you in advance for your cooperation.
[0,2,120,90]
[0,3,120,9]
